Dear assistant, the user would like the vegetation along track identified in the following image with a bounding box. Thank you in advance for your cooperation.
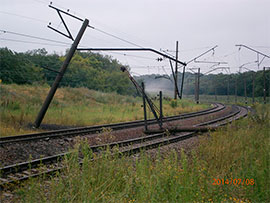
[0,104,248,189]
[0,103,224,145]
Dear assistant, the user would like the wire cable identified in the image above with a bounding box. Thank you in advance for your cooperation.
[0,11,47,23]
[0,29,71,45]
[0,38,70,47]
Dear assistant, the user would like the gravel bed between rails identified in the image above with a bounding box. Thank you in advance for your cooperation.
[0,106,233,167]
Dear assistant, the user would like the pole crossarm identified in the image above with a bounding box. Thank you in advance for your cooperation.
[48,4,94,40]
[236,44,270,59]
[155,75,172,81]
[48,4,94,28]
[77,47,186,66]
[185,45,218,65]
[203,67,230,75]
[194,60,227,64]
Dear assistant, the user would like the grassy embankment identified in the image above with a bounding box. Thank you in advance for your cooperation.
[0,84,208,137]
[8,104,269,202]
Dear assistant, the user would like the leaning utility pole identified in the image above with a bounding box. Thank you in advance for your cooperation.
[34,19,89,128]
[174,41,179,100]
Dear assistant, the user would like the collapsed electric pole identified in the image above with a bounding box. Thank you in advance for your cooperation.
[121,67,163,129]
[34,19,89,128]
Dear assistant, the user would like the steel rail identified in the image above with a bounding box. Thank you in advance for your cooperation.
[0,105,248,189]
[0,103,225,145]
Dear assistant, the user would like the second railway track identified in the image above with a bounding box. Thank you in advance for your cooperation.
[0,103,224,145]
[0,104,248,189]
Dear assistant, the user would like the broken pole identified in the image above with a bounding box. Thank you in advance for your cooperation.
[34,19,89,128]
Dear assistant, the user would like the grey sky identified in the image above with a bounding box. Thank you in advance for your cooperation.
[1,0,269,75]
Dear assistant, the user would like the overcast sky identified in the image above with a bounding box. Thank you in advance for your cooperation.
[1,0,270,75]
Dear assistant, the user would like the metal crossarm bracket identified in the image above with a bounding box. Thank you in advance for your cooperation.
[48,4,75,40]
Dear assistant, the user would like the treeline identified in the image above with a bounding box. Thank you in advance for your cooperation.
[0,48,137,96]
[183,71,269,97]
[1,47,269,98]
[137,70,270,98]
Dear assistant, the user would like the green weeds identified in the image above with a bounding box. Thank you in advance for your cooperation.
[12,104,270,202]
[0,84,208,137]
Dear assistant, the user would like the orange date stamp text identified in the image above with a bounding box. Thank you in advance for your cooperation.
[212,178,255,186]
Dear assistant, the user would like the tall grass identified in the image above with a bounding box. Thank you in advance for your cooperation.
[0,84,208,137]
[13,104,270,202]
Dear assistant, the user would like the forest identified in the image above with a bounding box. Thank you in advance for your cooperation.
[0,47,269,98]
[0,48,137,96]
[139,69,270,98]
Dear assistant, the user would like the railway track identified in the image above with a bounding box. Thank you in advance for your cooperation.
[0,103,225,145]
[0,104,248,189]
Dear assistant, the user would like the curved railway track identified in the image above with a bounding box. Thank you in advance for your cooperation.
[0,104,248,189]
[0,103,225,145]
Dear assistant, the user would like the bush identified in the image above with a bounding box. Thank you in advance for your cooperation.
[170,99,178,108]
